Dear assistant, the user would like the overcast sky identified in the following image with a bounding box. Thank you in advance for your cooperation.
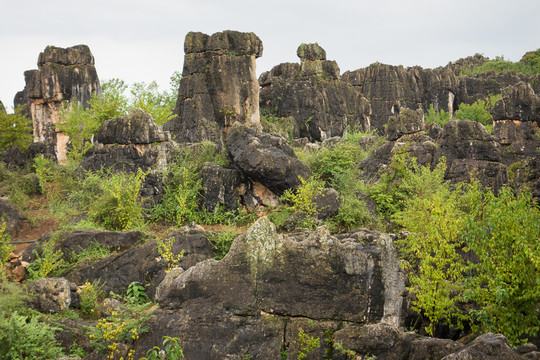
[1,0,539,109]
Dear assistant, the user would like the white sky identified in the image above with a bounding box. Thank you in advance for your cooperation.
[1,0,539,109]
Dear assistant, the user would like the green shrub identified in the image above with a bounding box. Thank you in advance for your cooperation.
[88,169,147,231]
[126,281,149,305]
[0,221,13,282]
[80,280,104,318]
[151,143,231,226]
[26,239,66,281]
[0,312,65,360]
[142,336,184,360]
[281,176,324,229]
[207,229,240,260]
[425,104,450,127]
[461,50,540,76]
[393,155,540,344]
[0,104,32,153]
[454,99,493,126]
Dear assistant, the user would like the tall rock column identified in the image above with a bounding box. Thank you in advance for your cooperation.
[164,31,263,143]
[14,45,101,163]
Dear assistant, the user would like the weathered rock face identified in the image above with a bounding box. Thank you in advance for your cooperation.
[164,31,263,143]
[156,217,406,325]
[0,197,27,236]
[60,227,213,297]
[342,55,535,133]
[28,277,71,313]
[493,82,540,123]
[226,126,311,195]
[79,109,171,202]
[435,120,508,189]
[259,44,371,141]
[199,163,245,212]
[96,109,170,145]
[386,107,425,141]
[14,45,101,163]
[343,63,456,132]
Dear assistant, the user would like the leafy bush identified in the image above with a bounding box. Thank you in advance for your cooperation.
[461,50,540,76]
[0,312,65,360]
[207,229,240,260]
[281,176,324,229]
[80,280,104,318]
[0,221,13,282]
[126,281,149,305]
[151,143,231,226]
[88,169,147,231]
[393,156,540,344]
[26,240,66,281]
[142,336,184,360]
[0,105,32,153]
[454,99,493,126]
[425,104,450,127]
[157,238,185,272]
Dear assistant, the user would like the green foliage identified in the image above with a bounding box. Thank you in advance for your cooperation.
[26,240,66,281]
[151,143,231,226]
[33,155,79,203]
[293,328,320,360]
[129,80,174,126]
[157,238,185,272]
[394,158,470,335]
[0,104,32,153]
[425,104,450,127]
[464,186,540,345]
[367,150,418,218]
[70,241,111,267]
[393,155,540,344]
[142,336,185,360]
[0,312,65,360]
[126,281,149,305]
[454,99,494,126]
[281,176,324,229]
[461,50,540,76]
[207,229,240,260]
[88,169,147,231]
[0,220,13,282]
[80,280,104,318]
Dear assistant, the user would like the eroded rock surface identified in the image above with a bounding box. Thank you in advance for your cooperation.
[14,45,101,163]
[164,31,263,143]
[226,125,311,195]
[259,43,371,141]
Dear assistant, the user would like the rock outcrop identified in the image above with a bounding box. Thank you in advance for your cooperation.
[164,31,263,143]
[14,45,101,163]
[259,43,371,141]
[226,125,311,195]
[435,119,508,189]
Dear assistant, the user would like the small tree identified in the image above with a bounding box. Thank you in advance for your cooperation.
[0,105,32,152]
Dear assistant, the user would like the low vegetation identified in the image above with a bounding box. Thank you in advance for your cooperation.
[461,48,540,76]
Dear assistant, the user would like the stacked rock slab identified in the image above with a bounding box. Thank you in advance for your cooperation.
[259,43,371,141]
[164,31,263,143]
[14,45,101,163]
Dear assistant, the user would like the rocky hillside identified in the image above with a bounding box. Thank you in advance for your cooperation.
[0,32,539,360]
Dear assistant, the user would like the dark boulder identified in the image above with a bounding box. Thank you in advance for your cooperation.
[0,197,27,236]
[164,31,263,143]
[441,333,524,360]
[226,126,311,195]
[386,107,425,141]
[199,163,245,212]
[63,227,213,298]
[156,217,406,326]
[314,187,343,220]
[28,277,71,313]
[96,109,170,145]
